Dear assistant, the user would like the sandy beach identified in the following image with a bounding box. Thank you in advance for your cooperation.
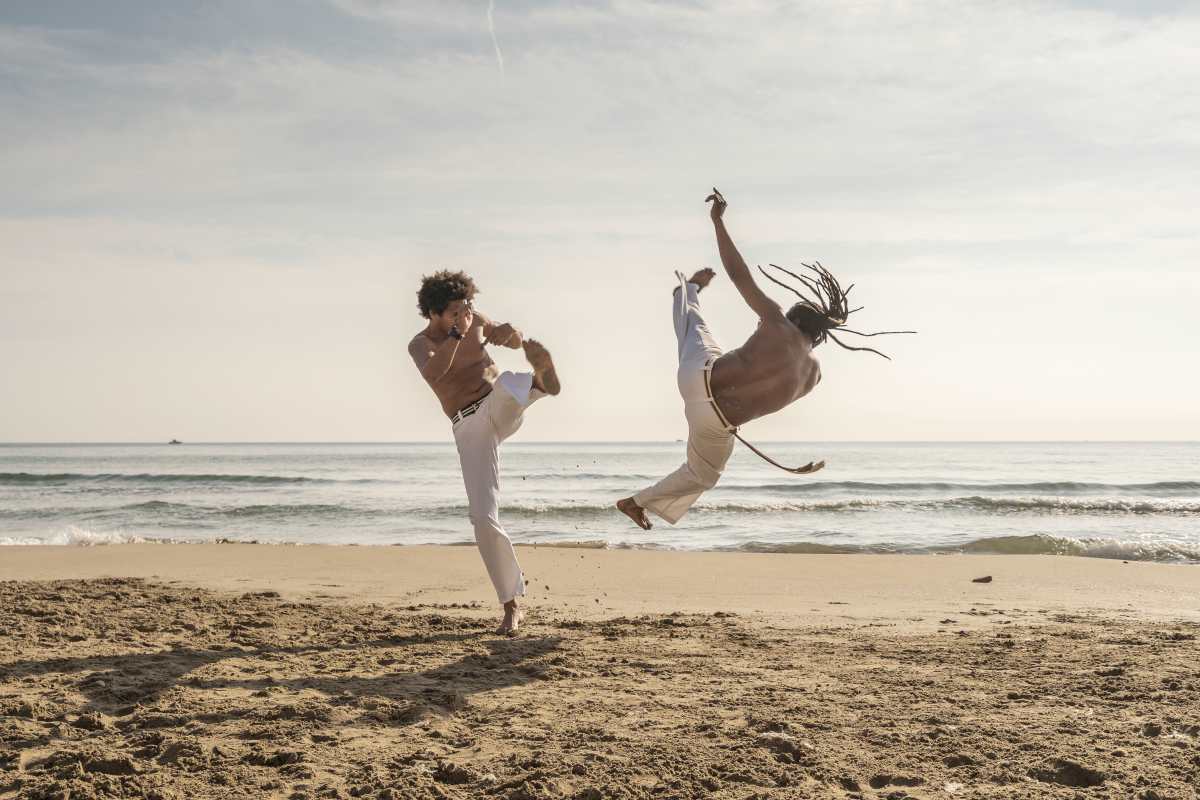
[8,0,1200,797]
[2,545,1199,799]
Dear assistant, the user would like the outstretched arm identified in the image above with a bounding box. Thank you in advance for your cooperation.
[707,189,783,321]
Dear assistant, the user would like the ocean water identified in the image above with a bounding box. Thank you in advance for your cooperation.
[1,442,1198,563]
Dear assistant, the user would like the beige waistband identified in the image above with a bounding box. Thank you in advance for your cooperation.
[702,359,737,433]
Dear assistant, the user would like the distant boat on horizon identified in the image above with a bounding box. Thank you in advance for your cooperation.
[168,439,182,445]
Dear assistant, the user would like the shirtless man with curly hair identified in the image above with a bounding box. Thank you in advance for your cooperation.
[408,270,560,634]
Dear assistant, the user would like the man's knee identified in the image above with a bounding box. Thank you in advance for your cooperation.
[681,462,721,492]
[685,447,728,486]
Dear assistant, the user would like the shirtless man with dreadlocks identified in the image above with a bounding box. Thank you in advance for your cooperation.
[616,189,911,530]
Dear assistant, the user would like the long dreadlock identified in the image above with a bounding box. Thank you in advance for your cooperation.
[756,261,915,360]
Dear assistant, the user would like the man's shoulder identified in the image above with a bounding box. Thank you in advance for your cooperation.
[757,316,811,348]
[408,330,434,354]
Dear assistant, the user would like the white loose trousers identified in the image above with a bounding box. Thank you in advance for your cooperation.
[633,274,736,524]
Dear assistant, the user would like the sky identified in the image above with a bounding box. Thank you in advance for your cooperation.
[1,0,1198,442]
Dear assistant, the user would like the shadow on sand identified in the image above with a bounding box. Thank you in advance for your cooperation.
[1,629,564,728]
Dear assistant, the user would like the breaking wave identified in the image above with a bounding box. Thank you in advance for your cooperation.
[5,529,1197,563]
[491,496,1200,517]
[717,480,1200,496]
[723,534,1200,563]
[5,495,1197,525]
[11,473,1195,495]
[0,472,340,486]
[0,526,151,546]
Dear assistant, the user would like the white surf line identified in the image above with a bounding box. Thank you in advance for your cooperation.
[486,0,505,73]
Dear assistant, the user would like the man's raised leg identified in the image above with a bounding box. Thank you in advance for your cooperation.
[617,268,723,530]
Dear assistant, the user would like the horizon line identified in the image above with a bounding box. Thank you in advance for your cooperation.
[2,440,1198,446]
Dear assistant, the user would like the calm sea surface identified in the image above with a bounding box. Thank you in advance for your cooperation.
[1,442,1197,562]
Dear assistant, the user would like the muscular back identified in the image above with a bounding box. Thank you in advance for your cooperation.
[698,190,825,428]
[710,317,821,428]
[408,324,498,418]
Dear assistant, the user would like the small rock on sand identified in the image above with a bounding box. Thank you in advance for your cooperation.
[84,754,141,775]
[972,575,993,583]
[72,712,111,731]
[1028,758,1105,787]
[756,731,814,760]
[434,761,477,784]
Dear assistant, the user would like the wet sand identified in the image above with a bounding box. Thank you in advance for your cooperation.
[1,545,1198,798]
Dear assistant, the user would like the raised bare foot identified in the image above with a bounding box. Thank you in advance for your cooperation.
[689,267,716,290]
[674,267,717,295]
[496,600,523,636]
[523,339,561,396]
[616,497,652,530]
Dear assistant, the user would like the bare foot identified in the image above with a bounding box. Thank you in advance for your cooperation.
[690,267,716,291]
[616,497,652,530]
[496,600,523,636]
[674,267,716,295]
[523,339,561,396]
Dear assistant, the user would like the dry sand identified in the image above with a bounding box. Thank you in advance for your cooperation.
[1,545,1198,799]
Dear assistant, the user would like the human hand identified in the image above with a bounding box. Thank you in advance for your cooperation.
[487,322,521,347]
[705,187,727,222]
[452,305,474,336]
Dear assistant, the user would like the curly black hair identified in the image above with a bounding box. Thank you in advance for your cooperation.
[416,270,477,319]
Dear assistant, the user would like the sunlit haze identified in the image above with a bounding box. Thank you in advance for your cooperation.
[2,1,1197,442]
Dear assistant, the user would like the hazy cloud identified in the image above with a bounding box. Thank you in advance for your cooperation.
[1,1,1197,441]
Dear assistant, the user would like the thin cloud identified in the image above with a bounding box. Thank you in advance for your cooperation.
[486,0,504,73]
[1,1,1198,440]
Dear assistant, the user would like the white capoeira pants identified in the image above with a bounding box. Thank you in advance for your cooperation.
[633,274,736,524]
[452,372,545,604]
